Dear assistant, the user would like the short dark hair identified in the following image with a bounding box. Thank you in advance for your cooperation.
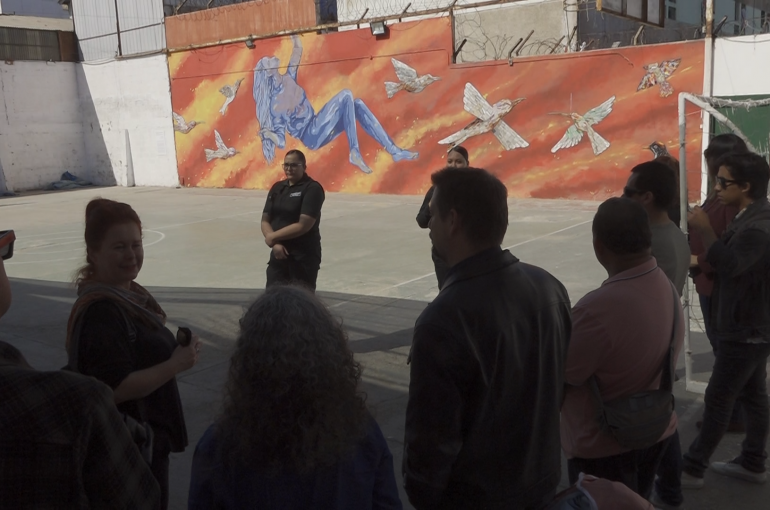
[593,198,652,255]
[630,161,677,210]
[704,134,749,176]
[716,152,770,200]
[431,167,508,246]
[285,149,306,166]
[448,146,469,164]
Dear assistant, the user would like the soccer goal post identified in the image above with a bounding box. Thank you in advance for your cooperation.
[677,93,770,395]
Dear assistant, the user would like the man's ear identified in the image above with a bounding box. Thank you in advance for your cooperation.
[640,191,655,207]
[740,181,752,196]
[448,209,460,235]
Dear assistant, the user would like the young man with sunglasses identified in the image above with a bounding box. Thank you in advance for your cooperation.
[684,152,770,486]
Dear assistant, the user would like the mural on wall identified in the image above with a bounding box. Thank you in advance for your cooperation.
[169,17,705,199]
[438,83,529,151]
[550,96,615,156]
[637,59,681,98]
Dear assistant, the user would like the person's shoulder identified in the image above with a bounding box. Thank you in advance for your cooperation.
[511,261,570,300]
[305,177,324,193]
[5,366,111,407]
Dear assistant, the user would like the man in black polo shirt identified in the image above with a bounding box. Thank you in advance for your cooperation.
[261,150,325,291]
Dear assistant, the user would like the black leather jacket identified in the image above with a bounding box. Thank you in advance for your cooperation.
[403,247,571,510]
[708,199,770,343]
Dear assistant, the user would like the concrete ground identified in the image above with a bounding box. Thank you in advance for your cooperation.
[1,186,767,509]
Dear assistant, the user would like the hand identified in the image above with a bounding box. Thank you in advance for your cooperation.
[260,129,280,146]
[690,254,699,268]
[170,334,201,374]
[687,206,711,231]
[272,244,289,260]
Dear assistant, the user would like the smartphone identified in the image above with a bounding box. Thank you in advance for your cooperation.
[0,230,15,260]
[177,327,192,347]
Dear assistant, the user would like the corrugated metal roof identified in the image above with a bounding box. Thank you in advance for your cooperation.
[72,0,164,61]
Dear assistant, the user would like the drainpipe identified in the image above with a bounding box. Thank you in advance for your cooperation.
[701,0,715,201]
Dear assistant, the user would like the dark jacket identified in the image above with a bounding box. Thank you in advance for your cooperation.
[708,199,770,343]
[403,247,572,510]
[188,418,402,510]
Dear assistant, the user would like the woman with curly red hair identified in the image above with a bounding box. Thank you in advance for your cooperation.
[66,198,202,510]
[188,285,402,509]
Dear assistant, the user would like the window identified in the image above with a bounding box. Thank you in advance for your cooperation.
[0,28,61,62]
[668,6,677,20]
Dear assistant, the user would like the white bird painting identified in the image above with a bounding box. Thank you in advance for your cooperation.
[219,78,244,115]
[205,130,237,162]
[550,96,615,156]
[384,58,440,99]
[172,112,202,134]
[439,83,529,150]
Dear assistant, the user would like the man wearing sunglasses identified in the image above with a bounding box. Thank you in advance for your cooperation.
[682,152,770,487]
[623,161,690,296]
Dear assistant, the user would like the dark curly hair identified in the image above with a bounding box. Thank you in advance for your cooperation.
[218,285,369,473]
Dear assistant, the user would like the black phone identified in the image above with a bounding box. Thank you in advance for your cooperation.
[0,230,15,260]
[176,327,192,347]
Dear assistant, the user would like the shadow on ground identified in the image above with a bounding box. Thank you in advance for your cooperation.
[0,277,422,509]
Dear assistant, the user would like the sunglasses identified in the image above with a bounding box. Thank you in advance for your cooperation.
[715,176,740,189]
[282,163,303,170]
[623,186,645,197]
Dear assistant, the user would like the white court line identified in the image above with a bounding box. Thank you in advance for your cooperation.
[329,218,593,308]
[6,230,166,265]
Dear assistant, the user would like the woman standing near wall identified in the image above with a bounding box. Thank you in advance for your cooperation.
[261,149,325,292]
[416,146,469,290]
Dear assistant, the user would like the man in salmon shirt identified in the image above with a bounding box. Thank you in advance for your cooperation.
[561,198,684,499]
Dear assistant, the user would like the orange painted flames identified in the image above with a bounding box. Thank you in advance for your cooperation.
[169,18,705,200]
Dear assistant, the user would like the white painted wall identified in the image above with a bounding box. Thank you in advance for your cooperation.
[0,61,87,191]
[77,55,179,187]
[713,34,770,96]
[0,55,179,191]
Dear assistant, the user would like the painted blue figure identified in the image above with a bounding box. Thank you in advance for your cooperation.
[253,35,418,174]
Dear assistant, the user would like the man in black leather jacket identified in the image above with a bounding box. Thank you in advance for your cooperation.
[684,152,770,485]
[403,167,572,509]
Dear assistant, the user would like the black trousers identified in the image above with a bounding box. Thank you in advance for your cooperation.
[151,442,171,510]
[567,435,671,500]
[266,253,320,292]
[683,340,770,477]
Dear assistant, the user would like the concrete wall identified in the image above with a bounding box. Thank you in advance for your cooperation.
[454,0,569,62]
[0,55,179,191]
[713,33,770,96]
[0,61,87,191]
[0,0,70,18]
[77,55,179,187]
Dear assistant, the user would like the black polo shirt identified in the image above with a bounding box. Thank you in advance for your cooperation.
[263,173,325,260]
